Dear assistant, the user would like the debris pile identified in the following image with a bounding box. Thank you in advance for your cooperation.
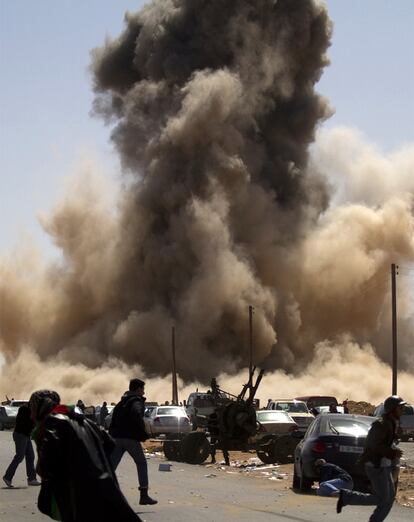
[347,401,376,416]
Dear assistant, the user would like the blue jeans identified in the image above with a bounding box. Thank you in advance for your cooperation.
[318,477,353,496]
[111,438,148,489]
[4,432,36,482]
[341,465,395,522]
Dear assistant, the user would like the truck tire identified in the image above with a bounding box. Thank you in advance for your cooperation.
[163,440,182,461]
[181,432,211,465]
[257,435,277,464]
[273,434,298,464]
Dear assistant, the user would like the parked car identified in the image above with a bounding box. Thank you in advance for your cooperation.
[0,400,29,430]
[295,396,339,412]
[0,405,18,430]
[293,413,376,491]
[9,400,29,408]
[267,400,314,432]
[374,403,414,442]
[144,406,192,437]
[314,405,345,414]
[94,405,115,425]
[252,410,298,441]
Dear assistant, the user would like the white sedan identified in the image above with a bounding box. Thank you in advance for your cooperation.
[253,410,298,441]
[144,406,192,437]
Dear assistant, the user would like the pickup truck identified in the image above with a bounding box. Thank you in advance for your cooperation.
[374,403,414,442]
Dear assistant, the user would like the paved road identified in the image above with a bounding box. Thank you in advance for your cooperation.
[0,431,412,521]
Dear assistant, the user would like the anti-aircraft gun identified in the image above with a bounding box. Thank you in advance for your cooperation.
[163,367,299,465]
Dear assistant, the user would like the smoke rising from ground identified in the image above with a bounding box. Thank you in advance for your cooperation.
[0,0,413,403]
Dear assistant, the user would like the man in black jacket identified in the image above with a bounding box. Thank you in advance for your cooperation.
[3,404,40,487]
[110,378,157,505]
[337,395,405,521]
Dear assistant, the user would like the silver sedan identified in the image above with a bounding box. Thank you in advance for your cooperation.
[144,406,192,437]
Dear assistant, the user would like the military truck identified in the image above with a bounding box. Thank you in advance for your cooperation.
[163,369,302,464]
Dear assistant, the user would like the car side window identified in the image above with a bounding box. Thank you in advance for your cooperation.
[304,419,318,439]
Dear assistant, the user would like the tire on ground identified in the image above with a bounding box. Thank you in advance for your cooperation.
[256,434,277,464]
[181,432,211,465]
[292,465,300,489]
[299,465,313,492]
[273,434,298,464]
[163,440,182,461]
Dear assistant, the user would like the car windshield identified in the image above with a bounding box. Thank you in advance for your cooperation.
[309,397,337,407]
[275,402,308,413]
[321,417,375,436]
[257,411,291,422]
[157,407,185,416]
[193,397,215,408]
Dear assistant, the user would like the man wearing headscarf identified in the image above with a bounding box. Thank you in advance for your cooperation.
[29,389,141,522]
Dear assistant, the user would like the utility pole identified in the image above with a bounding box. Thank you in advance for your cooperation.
[171,326,178,405]
[248,305,254,378]
[391,264,398,395]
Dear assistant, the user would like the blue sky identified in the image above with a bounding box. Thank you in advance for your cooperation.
[0,0,413,256]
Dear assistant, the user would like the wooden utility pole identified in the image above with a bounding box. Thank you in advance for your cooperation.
[391,264,398,395]
[248,305,254,377]
[171,326,178,405]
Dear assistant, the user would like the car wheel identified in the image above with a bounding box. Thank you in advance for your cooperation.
[181,432,211,465]
[0,421,3,431]
[299,463,313,492]
[292,464,300,489]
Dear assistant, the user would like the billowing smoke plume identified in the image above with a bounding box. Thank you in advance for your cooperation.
[0,0,413,404]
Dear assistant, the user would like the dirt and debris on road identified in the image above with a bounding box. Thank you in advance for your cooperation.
[397,464,414,508]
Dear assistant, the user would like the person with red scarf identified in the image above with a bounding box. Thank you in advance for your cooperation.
[29,389,141,522]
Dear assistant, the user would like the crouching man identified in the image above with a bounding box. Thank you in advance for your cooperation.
[314,459,353,496]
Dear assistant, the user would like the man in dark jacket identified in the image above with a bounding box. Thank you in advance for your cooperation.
[99,401,109,426]
[314,459,353,496]
[3,404,40,487]
[337,395,405,521]
[110,378,157,505]
[29,389,141,522]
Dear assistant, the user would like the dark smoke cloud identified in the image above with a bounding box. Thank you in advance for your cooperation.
[89,0,333,378]
[1,0,414,398]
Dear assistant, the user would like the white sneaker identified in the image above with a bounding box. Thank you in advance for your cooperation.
[27,479,41,486]
[3,477,13,488]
